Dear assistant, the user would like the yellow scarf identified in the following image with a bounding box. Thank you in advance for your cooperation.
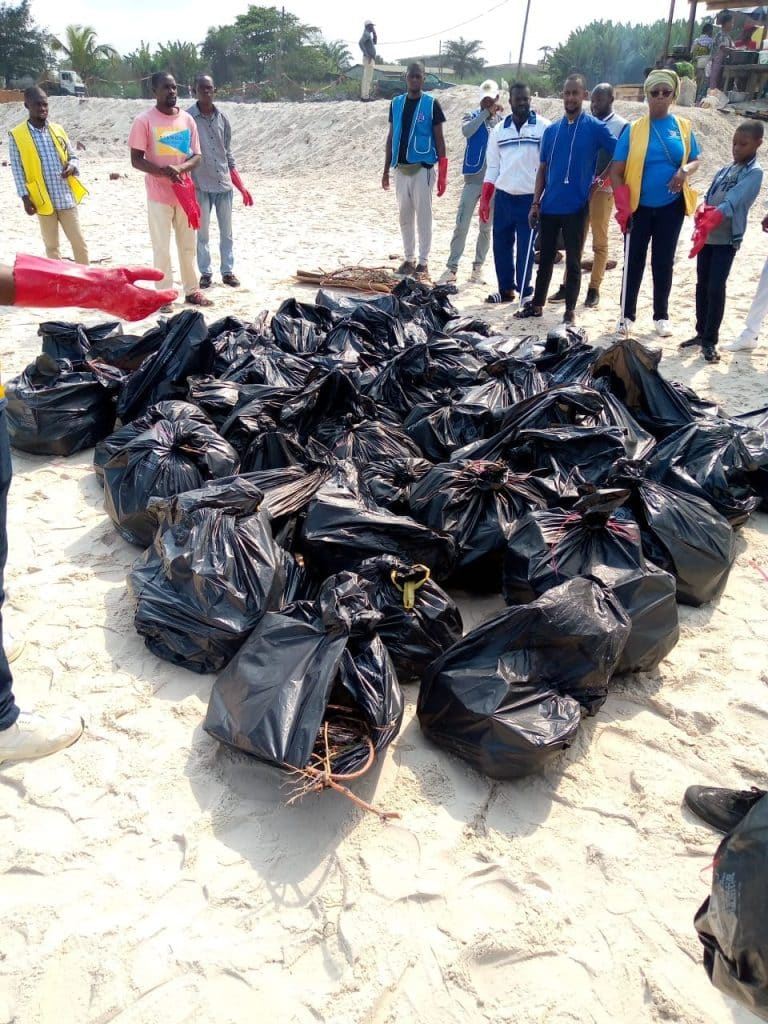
[10,121,87,217]
[623,115,698,216]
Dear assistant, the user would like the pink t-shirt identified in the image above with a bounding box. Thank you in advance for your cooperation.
[128,106,200,205]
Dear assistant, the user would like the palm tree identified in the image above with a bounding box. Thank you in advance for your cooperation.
[50,24,119,92]
[442,37,485,80]
[154,40,202,95]
[126,42,156,98]
[318,38,353,72]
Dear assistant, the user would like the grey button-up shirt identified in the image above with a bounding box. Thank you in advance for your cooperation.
[188,102,235,194]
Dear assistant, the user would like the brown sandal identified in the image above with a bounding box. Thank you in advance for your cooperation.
[514,301,543,319]
[185,289,214,307]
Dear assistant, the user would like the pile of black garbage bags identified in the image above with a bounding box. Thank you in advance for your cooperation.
[7,280,768,783]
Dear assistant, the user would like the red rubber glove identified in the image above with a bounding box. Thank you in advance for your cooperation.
[479,181,495,223]
[613,184,633,235]
[689,204,724,258]
[13,254,178,322]
[230,168,253,207]
[437,158,448,197]
[171,175,201,229]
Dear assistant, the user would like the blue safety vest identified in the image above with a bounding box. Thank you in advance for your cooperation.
[390,93,438,167]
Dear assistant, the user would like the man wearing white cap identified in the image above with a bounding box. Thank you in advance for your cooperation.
[437,80,503,285]
[359,20,377,102]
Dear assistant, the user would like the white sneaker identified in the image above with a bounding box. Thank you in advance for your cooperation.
[469,265,486,285]
[654,319,673,338]
[0,710,84,765]
[4,628,24,664]
[721,331,758,352]
[436,268,457,285]
[615,318,632,340]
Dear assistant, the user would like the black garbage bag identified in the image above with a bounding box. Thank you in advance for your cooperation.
[503,490,679,674]
[362,344,437,419]
[186,376,272,429]
[462,360,550,428]
[403,390,495,462]
[607,459,736,606]
[734,420,768,511]
[323,416,423,465]
[279,367,385,444]
[512,425,628,490]
[694,793,768,1021]
[321,321,380,366]
[646,420,760,526]
[103,406,239,546]
[418,578,631,777]
[316,290,407,350]
[221,405,306,472]
[358,457,433,515]
[271,298,334,355]
[38,319,123,362]
[116,311,212,425]
[353,555,463,681]
[93,400,211,479]
[409,460,547,587]
[300,483,456,581]
[218,337,312,389]
[5,353,117,456]
[128,477,285,673]
[204,572,404,780]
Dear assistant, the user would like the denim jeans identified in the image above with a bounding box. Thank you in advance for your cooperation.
[0,409,19,731]
[196,189,234,276]
[446,177,492,271]
[695,243,737,346]
[492,191,535,296]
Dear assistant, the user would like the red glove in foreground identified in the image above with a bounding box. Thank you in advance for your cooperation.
[689,204,724,259]
[613,184,633,235]
[230,168,254,207]
[437,158,448,198]
[13,254,178,321]
[478,181,495,224]
[172,175,201,230]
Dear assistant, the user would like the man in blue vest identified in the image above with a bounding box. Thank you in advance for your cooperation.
[382,63,448,282]
[479,82,550,303]
[437,80,503,286]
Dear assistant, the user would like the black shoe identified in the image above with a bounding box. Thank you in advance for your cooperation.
[703,345,720,363]
[563,309,576,324]
[222,273,240,287]
[584,287,599,308]
[549,285,567,302]
[199,273,212,289]
[684,785,766,834]
[679,335,701,349]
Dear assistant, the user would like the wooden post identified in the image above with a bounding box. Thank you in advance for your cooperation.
[687,0,699,53]
[517,0,532,76]
[664,0,676,60]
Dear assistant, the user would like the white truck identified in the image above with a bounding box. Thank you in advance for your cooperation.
[7,69,86,96]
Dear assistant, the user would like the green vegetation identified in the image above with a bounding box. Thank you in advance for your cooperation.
[0,1,50,84]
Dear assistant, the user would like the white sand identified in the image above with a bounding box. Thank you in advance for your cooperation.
[0,89,767,1024]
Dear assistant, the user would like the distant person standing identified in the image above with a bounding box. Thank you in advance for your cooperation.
[188,74,253,290]
[129,71,212,308]
[437,79,503,287]
[382,62,448,282]
[359,19,377,102]
[8,87,89,265]
[710,13,735,91]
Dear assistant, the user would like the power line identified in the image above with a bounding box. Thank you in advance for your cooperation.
[343,0,514,48]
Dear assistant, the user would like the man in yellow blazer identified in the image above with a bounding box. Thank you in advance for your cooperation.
[8,87,89,265]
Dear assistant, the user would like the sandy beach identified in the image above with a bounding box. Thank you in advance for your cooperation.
[0,88,767,1024]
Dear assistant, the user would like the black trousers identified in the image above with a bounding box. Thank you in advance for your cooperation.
[623,197,685,321]
[532,208,588,312]
[695,243,737,347]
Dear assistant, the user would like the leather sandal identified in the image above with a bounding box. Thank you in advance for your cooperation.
[514,302,543,319]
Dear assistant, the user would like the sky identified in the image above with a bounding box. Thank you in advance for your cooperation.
[27,0,686,65]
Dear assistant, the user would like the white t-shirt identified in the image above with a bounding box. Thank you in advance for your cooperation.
[484,112,551,195]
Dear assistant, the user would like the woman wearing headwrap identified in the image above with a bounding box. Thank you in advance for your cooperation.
[610,70,700,339]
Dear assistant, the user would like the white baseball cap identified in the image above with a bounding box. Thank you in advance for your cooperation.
[479,79,499,101]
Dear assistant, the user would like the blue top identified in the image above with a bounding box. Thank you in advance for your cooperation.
[705,157,763,247]
[539,113,617,214]
[613,116,701,208]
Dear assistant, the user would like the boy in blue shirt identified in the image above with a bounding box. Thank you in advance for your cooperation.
[515,74,617,325]
[681,121,763,362]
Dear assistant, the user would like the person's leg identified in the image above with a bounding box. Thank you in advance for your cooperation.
[414,166,435,266]
[588,189,612,292]
[361,57,374,100]
[562,207,587,314]
[0,411,19,732]
[491,189,517,294]
[700,244,736,348]
[37,213,61,260]
[623,204,654,321]
[172,205,200,296]
[196,190,214,278]
[57,208,89,265]
[395,169,416,264]
[215,190,235,276]
[512,195,535,298]
[446,179,478,272]
[745,256,768,337]
[694,244,713,339]
[531,213,560,308]
[471,181,492,270]
[146,200,175,290]
[649,197,685,321]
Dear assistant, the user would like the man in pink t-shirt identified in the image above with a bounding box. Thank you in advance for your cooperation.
[129,71,212,308]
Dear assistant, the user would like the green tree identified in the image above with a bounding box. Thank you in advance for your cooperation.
[233,4,317,81]
[0,0,50,84]
[442,37,485,79]
[126,41,156,98]
[50,24,119,92]
[154,40,202,94]
[318,38,352,72]
[201,24,248,86]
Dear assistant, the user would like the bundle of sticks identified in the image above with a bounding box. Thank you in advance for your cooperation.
[295,265,399,294]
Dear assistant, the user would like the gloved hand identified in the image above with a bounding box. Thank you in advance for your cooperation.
[479,181,495,223]
[437,157,448,197]
[613,184,633,235]
[230,168,253,207]
[171,175,201,229]
[689,204,724,258]
[13,254,178,321]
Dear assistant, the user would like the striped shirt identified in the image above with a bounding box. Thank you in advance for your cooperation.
[9,121,79,210]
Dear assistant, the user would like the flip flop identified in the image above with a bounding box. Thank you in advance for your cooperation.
[485,290,515,304]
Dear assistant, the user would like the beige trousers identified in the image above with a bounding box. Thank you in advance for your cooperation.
[147,200,198,296]
[361,56,375,99]
[37,208,89,264]
[587,188,614,291]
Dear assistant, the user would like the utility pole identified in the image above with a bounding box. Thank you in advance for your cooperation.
[517,0,532,76]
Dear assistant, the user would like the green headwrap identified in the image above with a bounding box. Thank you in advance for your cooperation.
[643,69,680,101]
